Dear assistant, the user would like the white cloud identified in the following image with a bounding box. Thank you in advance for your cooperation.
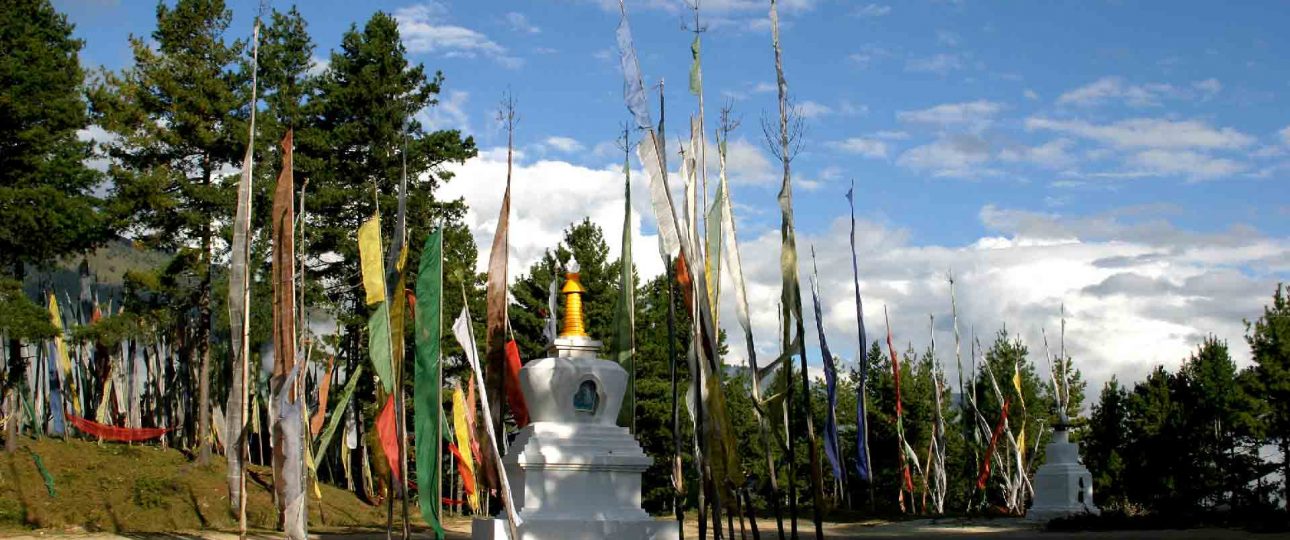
[418,90,470,133]
[442,152,1288,399]
[796,100,833,119]
[1023,89,1039,101]
[1127,149,1247,181]
[438,150,664,281]
[1280,126,1290,146]
[998,138,1076,169]
[847,44,892,68]
[1057,77,1174,107]
[505,12,539,34]
[838,100,869,117]
[1057,76,1224,107]
[1026,117,1255,150]
[905,53,964,74]
[720,203,1288,396]
[395,3,521,68]
[828,137,888,159]
[896,134,993,177]
[542,136,584,153]
[307,55,329,78]
[852,3,891,17]
[897,100,1002,131]
[722,138,777,185]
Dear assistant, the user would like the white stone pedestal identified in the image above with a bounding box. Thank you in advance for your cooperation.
[472,345,679,540]
[1028,428,1100,521]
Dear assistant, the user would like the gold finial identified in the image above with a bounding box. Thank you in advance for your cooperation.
[559,261,589,338]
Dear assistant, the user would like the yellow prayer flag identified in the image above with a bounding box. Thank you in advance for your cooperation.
[452,386,479,511]
[1013,362,1025,409]
[358,215,386,305]
[48,294,80,414]
[1018,426,1027,459]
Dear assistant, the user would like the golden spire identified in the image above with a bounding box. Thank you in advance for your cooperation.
[560,260,589,338]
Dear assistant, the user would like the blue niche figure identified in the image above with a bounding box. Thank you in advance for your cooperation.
[573,380,599,414]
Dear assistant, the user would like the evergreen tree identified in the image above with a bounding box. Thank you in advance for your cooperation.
[1175,337,1265,509]
[298,10,475,392]
[1082,378,1128,509]
[509,218,620,361]
[89,0,249,464]
[1,0,107,452]
[1246,283,1290,507]
[0,0,106,282]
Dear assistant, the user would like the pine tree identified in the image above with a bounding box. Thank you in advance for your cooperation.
[298,10,475,390]
[88,0,249,464]
[509,219,620,361]
[1082,378,1128,509]
[1,0,107,451]
[1246,283,1290,507]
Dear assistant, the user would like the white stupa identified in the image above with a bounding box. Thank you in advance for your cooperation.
[1028,411,1100,521]
[472,263,679,540]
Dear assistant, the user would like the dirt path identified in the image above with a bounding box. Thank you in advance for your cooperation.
[2,517,1281,540]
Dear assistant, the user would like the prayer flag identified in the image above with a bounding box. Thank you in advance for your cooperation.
[358,215,385,305]
[368,302,395,394]
[376,395,402,484]
[414,229,447,538]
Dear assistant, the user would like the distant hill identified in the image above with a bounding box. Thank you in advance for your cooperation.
[21,238,171,316]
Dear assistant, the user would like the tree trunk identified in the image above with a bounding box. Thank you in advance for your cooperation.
[7,261,26,453]
[196,163,214,465]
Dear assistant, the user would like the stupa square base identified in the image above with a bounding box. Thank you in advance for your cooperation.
[471,516,680,540]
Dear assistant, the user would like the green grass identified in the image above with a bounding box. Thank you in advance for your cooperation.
[0,438,407,533]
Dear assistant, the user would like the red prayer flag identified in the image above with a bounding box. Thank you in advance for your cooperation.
[376,395,402,483]
[448,443,477,510]
[67,414,168,442]
[504,340,529,427]
[976,398,1012,490]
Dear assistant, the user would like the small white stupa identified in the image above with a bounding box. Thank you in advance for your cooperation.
[1028,411,1100,521]
[473,262,679,540]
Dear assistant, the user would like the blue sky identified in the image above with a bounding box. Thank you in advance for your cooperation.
[57,0,1290,389]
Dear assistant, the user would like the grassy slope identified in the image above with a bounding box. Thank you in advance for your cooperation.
[0,438,420,533]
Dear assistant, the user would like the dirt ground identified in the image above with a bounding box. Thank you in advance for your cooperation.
[2,516,1283,539]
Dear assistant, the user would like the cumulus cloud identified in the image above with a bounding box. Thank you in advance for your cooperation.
[440,152,1288,400]
[395,3,521,68]
[438,149,664,281]
[718,203,1288,396]
[417,90,470,133]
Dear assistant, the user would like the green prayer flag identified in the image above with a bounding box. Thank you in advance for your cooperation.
[689,35,702,96]
[313,364,363,468]
[368,302,394,393]
[613,159,635,430]
[414,229,446,539]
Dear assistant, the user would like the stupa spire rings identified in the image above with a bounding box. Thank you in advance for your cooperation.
[560,260,590,339]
